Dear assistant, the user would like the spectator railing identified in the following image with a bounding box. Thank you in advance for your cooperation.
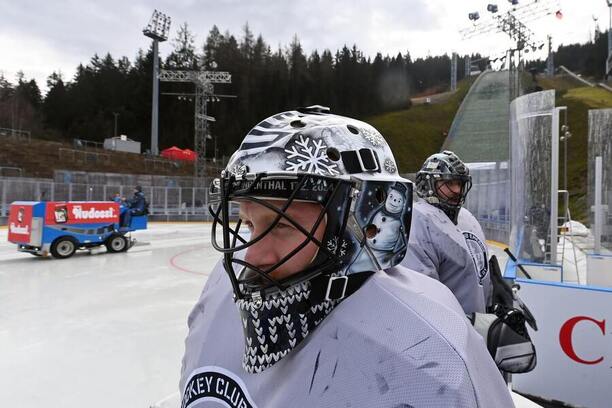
[0,127,31,143]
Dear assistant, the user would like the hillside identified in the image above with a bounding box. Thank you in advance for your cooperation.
[0,136,196,179]
[367,72,612,224]
[366,78,474,173]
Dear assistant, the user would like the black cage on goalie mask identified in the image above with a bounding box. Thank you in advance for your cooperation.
[210,171,413,301]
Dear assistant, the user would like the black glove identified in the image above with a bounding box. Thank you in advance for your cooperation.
[471,309,537,374]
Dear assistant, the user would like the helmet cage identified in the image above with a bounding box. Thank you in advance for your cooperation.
[430,173,473,208]
[416,170,471,223]
[210,171,353,301]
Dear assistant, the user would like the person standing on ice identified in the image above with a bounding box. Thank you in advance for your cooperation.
[401,151,492,314]
[180,107,513,408]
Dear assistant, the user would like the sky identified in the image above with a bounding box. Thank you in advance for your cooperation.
[1,0,610,93]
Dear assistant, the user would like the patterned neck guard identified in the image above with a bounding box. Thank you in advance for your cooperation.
[236,279,339,373]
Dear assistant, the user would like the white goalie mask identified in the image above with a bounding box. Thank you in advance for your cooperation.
[210,106,413,373]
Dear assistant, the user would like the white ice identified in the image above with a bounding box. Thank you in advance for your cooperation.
[0,223,218,408]
[0,223,539,408]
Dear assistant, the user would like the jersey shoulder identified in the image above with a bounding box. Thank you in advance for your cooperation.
[413,198,460,230]
[333,270,475,366]
[384,264,465,313]
[458,208,482,229]
[314,270,508,406]
[457,208,487,244]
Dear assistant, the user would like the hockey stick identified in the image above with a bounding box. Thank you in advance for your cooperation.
[503,248,533,280]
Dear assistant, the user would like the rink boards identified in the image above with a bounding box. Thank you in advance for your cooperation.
[506,272,612,408]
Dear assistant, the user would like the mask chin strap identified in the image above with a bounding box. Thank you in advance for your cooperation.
[308,271,375,304]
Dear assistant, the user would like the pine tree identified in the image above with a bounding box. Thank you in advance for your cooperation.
[166,22,198,69]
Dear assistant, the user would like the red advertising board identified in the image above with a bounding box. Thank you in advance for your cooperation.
[44,202,120,225]
[8,203,33,243]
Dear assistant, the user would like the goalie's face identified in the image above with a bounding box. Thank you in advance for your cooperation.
[435,178,468,206]
[239,200,326,280]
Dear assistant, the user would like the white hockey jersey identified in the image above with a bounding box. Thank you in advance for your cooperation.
[179,261,513,408]
[457,207,492,308]
[401,199,487,314]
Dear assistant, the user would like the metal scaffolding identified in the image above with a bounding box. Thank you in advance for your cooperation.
[158,69,232,181]
[460,0,557,100]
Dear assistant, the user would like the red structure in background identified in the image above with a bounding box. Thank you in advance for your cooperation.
[161,146,197,162]
[182,149,197,162]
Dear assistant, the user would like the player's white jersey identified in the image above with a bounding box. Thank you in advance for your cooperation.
[457,207,492,308]
[401,198,487,313]
[180,261,513,408]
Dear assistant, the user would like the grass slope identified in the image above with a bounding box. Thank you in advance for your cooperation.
[365,79,473,173]
[366,73,612,224]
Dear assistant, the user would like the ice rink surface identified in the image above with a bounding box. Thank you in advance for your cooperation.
[0,223,217,408]
[0,222,519,408]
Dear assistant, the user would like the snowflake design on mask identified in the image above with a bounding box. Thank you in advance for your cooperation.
[228,162,248,176]
[284,135,340,176]
[384,158,397,174]
[326,236,348,256]
[361,127,385,146]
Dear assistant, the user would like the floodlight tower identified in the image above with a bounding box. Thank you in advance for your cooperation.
[460,1,558,99]
[143,10,171,156]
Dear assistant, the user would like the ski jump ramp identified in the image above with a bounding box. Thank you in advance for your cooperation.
[443,70,511,163]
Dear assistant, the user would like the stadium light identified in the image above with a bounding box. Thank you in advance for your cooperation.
[487,4,499,13]
[469,12,481,21]
[143,9,171,41]
[508,0,519,5]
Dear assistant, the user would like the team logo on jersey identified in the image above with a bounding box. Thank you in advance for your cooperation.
[463,232,488,285]
[182,366,258,408]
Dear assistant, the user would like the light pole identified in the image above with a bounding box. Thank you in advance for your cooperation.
[607,0,612,79]
[143,10,171,155]
[113,112,119,137]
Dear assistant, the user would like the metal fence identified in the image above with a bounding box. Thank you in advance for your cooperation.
[0,177,216,222]
[464,163,511,244]
[54,170,209,188]
[405,168,510,243]
[2,167,513,234]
